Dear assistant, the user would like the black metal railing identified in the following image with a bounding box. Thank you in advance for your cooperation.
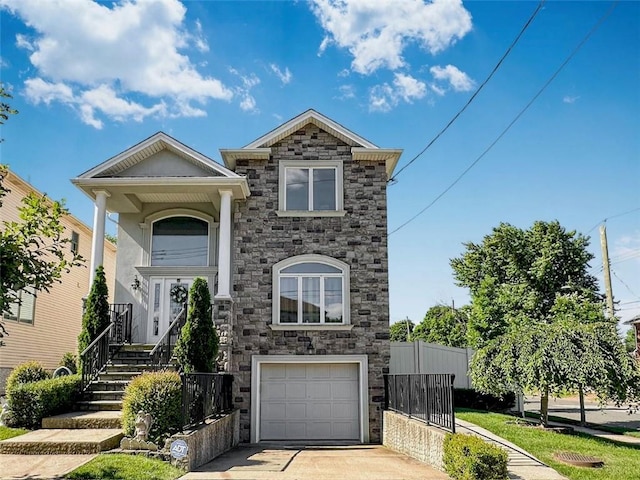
[108,303,133,344]
[385,373,456,433]
[80,323,113,391]
[149,304,187,370]
[181,373,233,428]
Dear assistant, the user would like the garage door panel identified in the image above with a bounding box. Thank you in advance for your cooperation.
[260,363,360,441]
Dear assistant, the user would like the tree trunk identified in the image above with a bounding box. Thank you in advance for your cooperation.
[540,388,549,427]
[579,385,586,427]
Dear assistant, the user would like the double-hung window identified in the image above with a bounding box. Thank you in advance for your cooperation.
[278,160,344,215]
[4,289,35,325]
[273,255,350,326]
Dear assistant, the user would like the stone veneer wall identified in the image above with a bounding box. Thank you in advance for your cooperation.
[230,125,391,443]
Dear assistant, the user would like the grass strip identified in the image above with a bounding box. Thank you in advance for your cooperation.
[66,453,184,480]
[0,426,28,441]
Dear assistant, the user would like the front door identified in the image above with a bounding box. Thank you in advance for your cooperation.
[147,277,193,343]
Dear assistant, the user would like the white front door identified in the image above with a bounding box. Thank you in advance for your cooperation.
[147,277,193,343]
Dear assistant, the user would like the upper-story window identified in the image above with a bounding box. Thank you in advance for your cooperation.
[278,160,344,215]
[70,231,79,255]
[151,216,208,266]
[273,255,350,325]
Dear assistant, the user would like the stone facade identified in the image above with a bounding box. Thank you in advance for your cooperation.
[228,125,391,443]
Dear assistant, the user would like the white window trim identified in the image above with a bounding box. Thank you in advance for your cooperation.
[272,254,350,326]
[278,159,345,215]
[4,289,36,325]
[250,354,369,443]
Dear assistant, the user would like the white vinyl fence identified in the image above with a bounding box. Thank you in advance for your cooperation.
[389,341,474,389]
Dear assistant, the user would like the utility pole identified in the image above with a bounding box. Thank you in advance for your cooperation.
[600,224,615,319]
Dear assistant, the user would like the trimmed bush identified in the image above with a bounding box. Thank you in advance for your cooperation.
[78,265,110,360]
[6,375,81,429]
[59,352,78,374]
[5,361,50,393]
[122,371,182,445]
[174,278,219,373]
[443,433,508,480]
[454,389,515,412]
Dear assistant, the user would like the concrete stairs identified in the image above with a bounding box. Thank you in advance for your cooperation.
[0,344,175,455]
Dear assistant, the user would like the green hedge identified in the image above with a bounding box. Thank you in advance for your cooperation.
[5,361,50,392]
[454,389,515,412]
[122,371,182,445]
[7,375,81,429]
[443,433,508,480]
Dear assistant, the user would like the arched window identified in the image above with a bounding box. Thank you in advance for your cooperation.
[273,255,349,325]
[151,216,208,266]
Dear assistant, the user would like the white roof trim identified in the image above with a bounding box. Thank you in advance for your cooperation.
[351,147,403,179]
[244,109,378,150]
[76,132,241,179]
[220,148,271,170]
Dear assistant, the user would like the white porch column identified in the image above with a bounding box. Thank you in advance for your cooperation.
[216,190,233,299]
[89,190,110,285]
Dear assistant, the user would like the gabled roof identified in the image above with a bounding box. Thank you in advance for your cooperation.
[76,131,241,179]
[220,109,402,179]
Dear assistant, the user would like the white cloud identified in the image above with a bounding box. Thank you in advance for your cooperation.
[311,0,472,74]
[269,64,292,85]
[1,0,234,127]
[369,72,426,112]
[563,95,580,104]
[430,64,474,92]
[338,84,356,100]
[229,68,260,113]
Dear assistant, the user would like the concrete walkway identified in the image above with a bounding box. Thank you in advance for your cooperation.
[456,419,567,480]
[0,453,96,479]
[179,444,450,480]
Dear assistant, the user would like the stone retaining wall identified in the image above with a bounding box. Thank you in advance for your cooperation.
[164,410,240,471]
[382,410,447,471]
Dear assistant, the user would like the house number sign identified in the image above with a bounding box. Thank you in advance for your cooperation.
[170,439,188,459]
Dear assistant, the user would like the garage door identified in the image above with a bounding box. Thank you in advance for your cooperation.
[260,363,360,441]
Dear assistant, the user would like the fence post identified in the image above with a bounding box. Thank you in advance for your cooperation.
[383,375,389,410]
[180,373,187,429]
[450,374,456,433]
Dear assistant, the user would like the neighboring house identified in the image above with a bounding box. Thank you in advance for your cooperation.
[625,315,640,358]
[0,169,116,394]
[72,109,402,443]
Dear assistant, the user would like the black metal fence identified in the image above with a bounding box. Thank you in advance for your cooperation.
[150,304,187,370]
[182,373,233,428]
[108,303,133,344]
[385,373,456,433]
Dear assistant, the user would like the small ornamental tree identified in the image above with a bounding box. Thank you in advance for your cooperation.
[78,266,110,358]
[390,319,414,342]
[174,278,219,373]
[412,304,469,347]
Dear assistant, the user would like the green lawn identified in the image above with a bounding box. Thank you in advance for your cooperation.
[0,426,28,440]
[66,454,184,480]
[457,410,640,480]
[524,411,640,439]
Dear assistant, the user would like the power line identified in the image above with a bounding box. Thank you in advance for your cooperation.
[585,206,640,235]
[612,270,640,300]
[388,1,619,237]
[390,0,546,181]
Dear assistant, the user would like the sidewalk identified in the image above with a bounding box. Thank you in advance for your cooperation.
[456,419,567,480]
[546,419,640,445]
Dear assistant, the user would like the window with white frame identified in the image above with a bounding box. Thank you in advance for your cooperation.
[279,160,343,213]
[151,216,209,266]
[4,289,35,325]
[273,256,349,325]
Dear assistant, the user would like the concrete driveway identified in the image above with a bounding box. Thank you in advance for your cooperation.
[179,444,450,480]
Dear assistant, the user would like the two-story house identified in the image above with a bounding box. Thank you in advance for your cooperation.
[72,109,402,443]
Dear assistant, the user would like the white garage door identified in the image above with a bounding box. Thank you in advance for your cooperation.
[260,363,360,441]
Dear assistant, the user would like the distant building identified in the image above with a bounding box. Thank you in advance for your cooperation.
[0,169,116,393]
[625,314,640,359]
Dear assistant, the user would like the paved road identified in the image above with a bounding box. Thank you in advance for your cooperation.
[525,395,640,431]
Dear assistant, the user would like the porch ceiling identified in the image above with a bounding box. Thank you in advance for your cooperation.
[71,177,250,213]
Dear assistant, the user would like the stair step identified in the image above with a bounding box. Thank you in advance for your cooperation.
[106,364,153,372]
[0,429,123,454]
[90,380,130,391]
[97,371,144,381]
[85,390,126,401]
[76,400,123,412]
[42,411,122,429]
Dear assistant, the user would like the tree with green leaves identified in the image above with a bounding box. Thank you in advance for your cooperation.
[412,304,469,348]
[451,220,638,426]
[174,278,219,373]
[78,266,110,358]
[625,328,637,354]
[390,319,414,342]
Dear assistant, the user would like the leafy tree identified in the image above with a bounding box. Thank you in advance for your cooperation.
[174,278,219,373]
[451,221,638,426]
[78,266,110,359]
[412,304,469,348]
[105,233,117,245]
[1,165,84,347]
[390,319,414,342]
[0,83,18,141]
[625,327,637,353]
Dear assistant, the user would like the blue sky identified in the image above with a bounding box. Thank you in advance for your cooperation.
[1,0,638,327]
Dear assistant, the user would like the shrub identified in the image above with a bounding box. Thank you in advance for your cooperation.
[121,371,182,445]
[443,433,508,480]
[5,361,50,392]
[78,265,110,361]
[454,389,515,412]
[59,352,78,374]
[6,375,81,429]
[174,278,218,373]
